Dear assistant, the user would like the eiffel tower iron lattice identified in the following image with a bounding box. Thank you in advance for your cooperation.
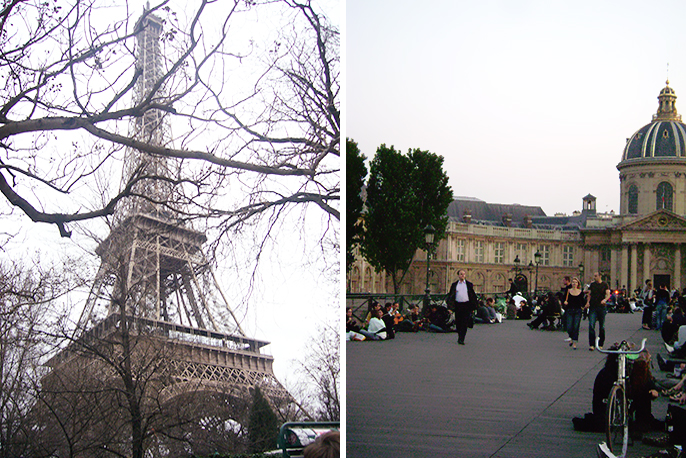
[42,6,299,453]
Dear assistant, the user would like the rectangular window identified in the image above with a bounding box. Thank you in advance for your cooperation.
[540,245,550,266]
[494,242,504,264]
[455,239,465,262]
[515,243,527,264]
[563,246,574,267]
[475,240,484,263]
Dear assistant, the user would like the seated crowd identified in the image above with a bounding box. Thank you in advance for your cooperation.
[346,280,686,344]
[346,295,512,341]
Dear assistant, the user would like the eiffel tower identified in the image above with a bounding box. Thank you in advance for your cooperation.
[40,6,297,455]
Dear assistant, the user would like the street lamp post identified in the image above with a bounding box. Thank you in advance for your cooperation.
[534,250,542,297]
[578,263,585,285]
[528,261,534,297]
[424,224,435,309]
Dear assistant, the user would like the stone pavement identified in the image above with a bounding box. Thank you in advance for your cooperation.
[346,312,677,458]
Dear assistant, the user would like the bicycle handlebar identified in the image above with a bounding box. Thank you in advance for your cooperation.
[595,337,647,355]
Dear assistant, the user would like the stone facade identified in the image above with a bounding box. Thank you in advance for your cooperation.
[348,219,583,296]
[348,81,686,296]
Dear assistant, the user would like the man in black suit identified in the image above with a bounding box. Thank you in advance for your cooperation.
[446,269,478,345]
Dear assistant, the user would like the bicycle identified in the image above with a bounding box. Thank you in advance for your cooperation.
[595,337,647,458]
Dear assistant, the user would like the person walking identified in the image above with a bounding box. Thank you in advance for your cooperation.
[654,283,671,331]
[446,269,478,345]
[585,272,611,351]
[560,275,572,336]
[642,280,655,330]
[563,277,585,350]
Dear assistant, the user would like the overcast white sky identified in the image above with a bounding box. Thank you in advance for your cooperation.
[346,0,686,216]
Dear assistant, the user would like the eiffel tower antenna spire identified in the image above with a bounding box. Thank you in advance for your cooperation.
[119,4,174,219]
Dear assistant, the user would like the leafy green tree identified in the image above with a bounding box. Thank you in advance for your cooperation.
[248,386,278,454]
[360,145,452,293]
[346,138,367,272]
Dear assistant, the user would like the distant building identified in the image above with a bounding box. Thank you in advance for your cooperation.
[347,81,686,296]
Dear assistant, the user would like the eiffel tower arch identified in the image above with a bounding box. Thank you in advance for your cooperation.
[38,5,300,456]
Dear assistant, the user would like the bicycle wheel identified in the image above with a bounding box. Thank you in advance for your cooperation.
[606,385,628,457]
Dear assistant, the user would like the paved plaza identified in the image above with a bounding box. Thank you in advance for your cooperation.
[346,312,676,458]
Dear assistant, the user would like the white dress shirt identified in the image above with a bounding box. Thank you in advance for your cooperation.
[455,280,470,303]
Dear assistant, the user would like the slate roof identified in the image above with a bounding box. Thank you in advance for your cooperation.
[448,197,588,229]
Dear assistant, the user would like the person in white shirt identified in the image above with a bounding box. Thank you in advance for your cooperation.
[446,269,478,345]
[366,308,387,340]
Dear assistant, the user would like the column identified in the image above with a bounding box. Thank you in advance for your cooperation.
[643,243,651,284]
[610,247,618,289]
[630,244,638,293]
[621,244,628,290]
[675,244,682,291]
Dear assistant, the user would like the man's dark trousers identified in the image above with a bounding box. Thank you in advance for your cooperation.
[454,302,472,343]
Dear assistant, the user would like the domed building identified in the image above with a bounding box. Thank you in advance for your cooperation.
[347,81,686,297]
[582,80,686,293]
[619,81,686,215]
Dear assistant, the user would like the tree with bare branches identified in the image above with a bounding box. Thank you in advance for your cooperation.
[0,0,338,240]
[0,258,80,458]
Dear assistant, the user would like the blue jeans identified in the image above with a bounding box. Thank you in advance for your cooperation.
[588,306,607,348]
[566,309,582,342]
[655,301,668,330]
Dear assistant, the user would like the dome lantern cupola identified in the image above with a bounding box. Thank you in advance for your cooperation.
[620,81,686,162]
[653,80,682,122]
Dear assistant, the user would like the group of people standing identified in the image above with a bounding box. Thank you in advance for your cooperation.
[559,272,612,351]
[640,279,686,332]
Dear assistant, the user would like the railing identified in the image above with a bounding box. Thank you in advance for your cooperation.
[448,223,581,241]
[346,291,538,322]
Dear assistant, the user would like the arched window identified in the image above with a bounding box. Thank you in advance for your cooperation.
[472,271,486,291]
[493,273,507,292]
[628,185,638,214]
[363,267,372,292]
[656,182,673,211]
[350,267,360,292]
